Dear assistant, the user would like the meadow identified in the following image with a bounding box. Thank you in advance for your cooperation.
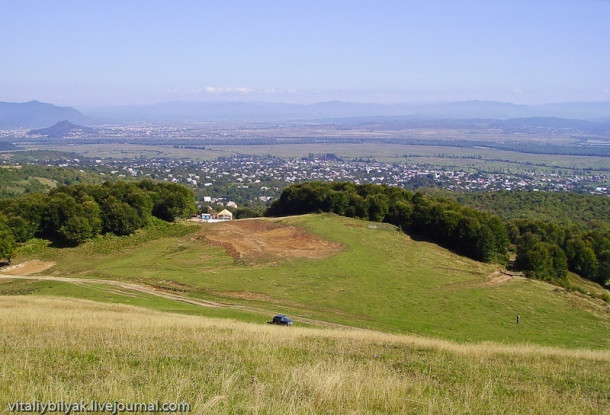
[5,214,609,349]
[1,296,608,414]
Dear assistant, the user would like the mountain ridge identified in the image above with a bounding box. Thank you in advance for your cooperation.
[81,99,610,123]
[3,99,610,126]
[0,100,88,128]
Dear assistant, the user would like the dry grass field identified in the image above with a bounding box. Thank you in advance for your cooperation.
[1,296,609,414]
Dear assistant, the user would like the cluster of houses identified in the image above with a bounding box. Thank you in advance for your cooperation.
[194,209,233,222]
[92,156,608,197]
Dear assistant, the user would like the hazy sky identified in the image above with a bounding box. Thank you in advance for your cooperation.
[1,0,609,106]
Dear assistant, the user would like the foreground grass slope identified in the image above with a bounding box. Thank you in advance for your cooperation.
[1,297,608,415]
[8,214,610,348]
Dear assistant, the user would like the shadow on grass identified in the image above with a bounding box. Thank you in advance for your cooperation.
[47,238,79,249]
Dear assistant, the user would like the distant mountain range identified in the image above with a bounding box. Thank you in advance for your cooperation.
[1,99,610,128]
[0,100,88,129]
[83,100,610,123]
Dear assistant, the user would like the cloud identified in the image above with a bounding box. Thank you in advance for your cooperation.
[192,86,302,96]
[197,86,254,95]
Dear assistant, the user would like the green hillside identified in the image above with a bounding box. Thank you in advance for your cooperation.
[4,214,608,349]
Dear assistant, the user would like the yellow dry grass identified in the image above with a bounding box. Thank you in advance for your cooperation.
[1,296,608,414]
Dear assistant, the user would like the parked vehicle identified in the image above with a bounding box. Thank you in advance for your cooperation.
[269,314,293,326]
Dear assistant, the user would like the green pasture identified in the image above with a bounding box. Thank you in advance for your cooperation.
[10,214,609,348]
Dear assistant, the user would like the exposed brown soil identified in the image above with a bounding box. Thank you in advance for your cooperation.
[201,219,344,261]
[1,260,56,275]
[483,271,513,286]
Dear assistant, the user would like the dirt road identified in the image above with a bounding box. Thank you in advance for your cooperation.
[0,271,356,330]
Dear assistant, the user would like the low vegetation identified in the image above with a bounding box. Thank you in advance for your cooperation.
[1,297,608,414]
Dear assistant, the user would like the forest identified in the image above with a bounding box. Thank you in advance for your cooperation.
[0,180,196,263]
[0,165,104,198]
[455,190,610,230]
[267,182,609,287]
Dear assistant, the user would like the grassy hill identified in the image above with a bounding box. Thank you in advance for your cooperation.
[1,296,608,414]
[3,214,608,349]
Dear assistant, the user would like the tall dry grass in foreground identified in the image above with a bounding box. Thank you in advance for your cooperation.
[0,296,608,414]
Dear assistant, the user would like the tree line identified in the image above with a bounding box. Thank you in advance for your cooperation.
[266,182,609,287]
[0,180,196,263]
[453,190,609,286]
[509,219,609,286]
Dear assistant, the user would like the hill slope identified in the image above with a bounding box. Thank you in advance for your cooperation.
[1,296,608,414]
[4,214,608,348]
[27,120,96,137]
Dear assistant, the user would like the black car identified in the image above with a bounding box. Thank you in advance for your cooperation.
[269,314,293,326]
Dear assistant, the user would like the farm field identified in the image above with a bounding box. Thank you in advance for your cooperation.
[3,214,609,349]
[16,142,610,173]
[1,296,608,414]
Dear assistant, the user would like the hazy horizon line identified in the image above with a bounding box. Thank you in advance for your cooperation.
[5,97,610,110]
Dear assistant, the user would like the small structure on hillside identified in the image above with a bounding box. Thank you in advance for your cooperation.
[217,209,233,221]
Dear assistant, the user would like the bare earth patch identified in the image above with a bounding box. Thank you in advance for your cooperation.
[444,269,525,291]
[483,271,513,286]
[1,260,56,275]
[201,219,344,261]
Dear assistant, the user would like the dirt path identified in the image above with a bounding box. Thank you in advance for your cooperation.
[0,272,355,330]
[483,270,525,286]
[1,260,56,275]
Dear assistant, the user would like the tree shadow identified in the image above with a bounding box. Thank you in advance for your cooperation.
[47,239,79,249]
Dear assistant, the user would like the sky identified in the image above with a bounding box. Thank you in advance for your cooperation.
[1,0,609,106]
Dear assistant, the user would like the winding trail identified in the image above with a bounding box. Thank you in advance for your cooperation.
[0,270,356,330]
